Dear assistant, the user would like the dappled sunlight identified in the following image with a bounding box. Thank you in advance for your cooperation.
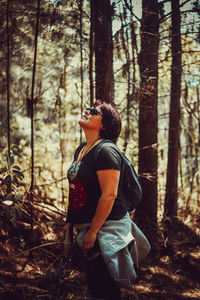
[0,0,199,299]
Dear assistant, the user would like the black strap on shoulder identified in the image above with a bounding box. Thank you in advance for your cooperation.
[96,139,122,158]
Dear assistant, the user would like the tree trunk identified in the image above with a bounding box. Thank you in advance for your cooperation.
[79,0,84,142]
[164,0,182,220]
[30,0,41,232]
[135,0,159,231]
[6,0,11,159]
[93,0,113,103]
[196,87,200,202]
[89,0,94,107]
[59,63,67,205]
[119,11,131,153]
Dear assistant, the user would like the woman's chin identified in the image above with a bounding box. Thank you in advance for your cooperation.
[78,118,86,127]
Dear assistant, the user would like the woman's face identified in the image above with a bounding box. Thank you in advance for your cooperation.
[79,106,103,133]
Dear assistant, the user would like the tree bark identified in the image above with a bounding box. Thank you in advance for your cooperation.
[6,0,11,159]
[79,0,84,142]
[196,87,200,202]
[30,0,41,232]
[93,0,113,103]
[164,0,182,219]
[89,0,94,107]
[120,8,131,154]
[135,0,159,230]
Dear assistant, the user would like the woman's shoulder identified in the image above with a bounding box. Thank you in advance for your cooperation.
[98,141,121,158]
[99,143,120,157]
[95,142,122,169]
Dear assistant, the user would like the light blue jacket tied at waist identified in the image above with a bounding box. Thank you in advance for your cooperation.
[74,212,151,289]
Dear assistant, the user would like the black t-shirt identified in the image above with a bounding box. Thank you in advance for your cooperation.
[66,141,128,224]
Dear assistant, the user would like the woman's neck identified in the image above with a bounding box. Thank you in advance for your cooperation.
[84,130,102,146]
[76,131,103,164]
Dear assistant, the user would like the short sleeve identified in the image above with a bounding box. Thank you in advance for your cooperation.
[95,146,121,171]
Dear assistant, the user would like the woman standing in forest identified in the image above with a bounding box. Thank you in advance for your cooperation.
[64,100,150,300]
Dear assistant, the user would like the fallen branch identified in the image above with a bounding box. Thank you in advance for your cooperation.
[15,241,63,257]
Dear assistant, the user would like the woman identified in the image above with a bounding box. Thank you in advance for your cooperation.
[65,100,150,300]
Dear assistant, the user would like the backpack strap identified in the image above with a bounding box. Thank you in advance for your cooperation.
[94,139,123,163]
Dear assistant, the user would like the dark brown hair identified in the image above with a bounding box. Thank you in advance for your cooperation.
[94,100,121,143]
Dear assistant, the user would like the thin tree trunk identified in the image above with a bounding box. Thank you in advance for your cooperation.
[79,0,83,142]
[164,0,182,220]
[6,0,11,160]
[196,87,200,202]
[135,0,159,231]
[130,21,138,161]
[60,63,67,205]
[30,0,41,232]
[130,21,137,93]
[93,0,113,103]
[120,8,131,154]
[184,83,193,211]
[89,0,94,107]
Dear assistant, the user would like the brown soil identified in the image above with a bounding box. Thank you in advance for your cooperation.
[0,201,199,300]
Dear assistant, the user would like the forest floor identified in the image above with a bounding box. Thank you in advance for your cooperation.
[0,200,199,300]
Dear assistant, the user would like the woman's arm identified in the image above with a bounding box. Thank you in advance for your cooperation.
[82,169,120,251]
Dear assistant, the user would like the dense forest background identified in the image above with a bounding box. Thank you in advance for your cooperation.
[0,0,200,299]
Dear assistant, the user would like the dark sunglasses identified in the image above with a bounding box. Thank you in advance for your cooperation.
[86,107,103,116]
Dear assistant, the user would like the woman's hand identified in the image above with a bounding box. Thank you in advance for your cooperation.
[82,228,97,251]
